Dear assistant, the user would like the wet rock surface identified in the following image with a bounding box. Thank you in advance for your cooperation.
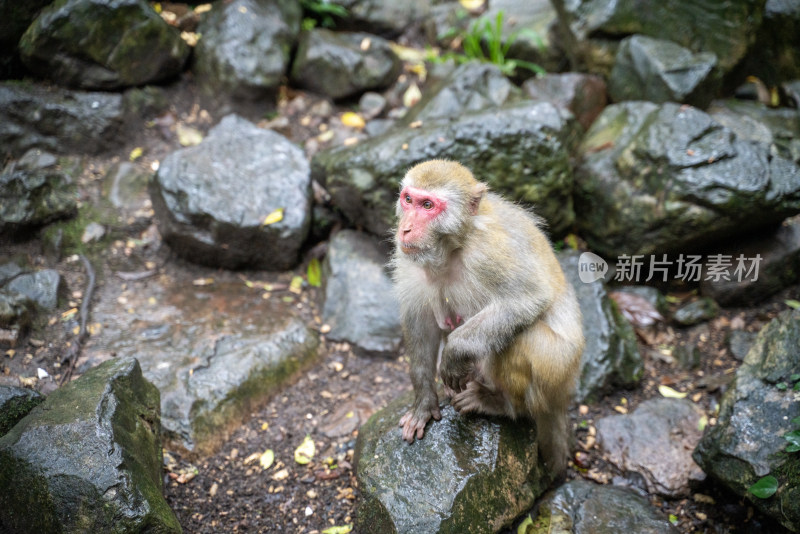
[313,100,577,237]
[84,274,320,458]
[322,230,401,357]
[559,252,642,402]
[596,398,705,497]
[531,478,680,533]
[0,357,180,533]
[150,114,312,271]
[576,102,800,257]
[0,386,42,436]
[193,0,301,99]
[522,72,607,131]
[609,35,720,108]
[291,29,401,100]
[694,309,800,532]
[0,82,125,160]
[355,390,551,533]
[19,0,189,89]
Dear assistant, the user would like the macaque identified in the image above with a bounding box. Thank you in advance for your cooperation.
[392,160,584,474]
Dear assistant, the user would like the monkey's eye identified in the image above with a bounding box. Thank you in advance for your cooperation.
[422,200,433,210]
[404,194,412,204]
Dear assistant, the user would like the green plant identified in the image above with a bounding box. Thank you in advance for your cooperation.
[300,0,347,29]
[434,11,545,77]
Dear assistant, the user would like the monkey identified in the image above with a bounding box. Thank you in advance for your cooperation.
[391,160,584,475]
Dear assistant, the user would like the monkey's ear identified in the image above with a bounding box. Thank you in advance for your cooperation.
[469,183,487,215]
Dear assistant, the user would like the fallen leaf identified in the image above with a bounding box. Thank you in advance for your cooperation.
[517,515,534,534]
[262,208,284,226]
[658,384,688,399]
[289,275,304,294]
[403,83,422,108]
[307,258,322,287]
[459,0,486,10]
[259,449,275,470]
[192,278,214,286]
[129,147,143,161]
[341,112,365,129]
[176,123,203,146]
[294,435,315,465]
[321,525,353,534]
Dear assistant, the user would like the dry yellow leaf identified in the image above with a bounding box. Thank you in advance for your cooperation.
[259,449,275,470]
[403,83,422,108]
[658,385,688,399]
[294,435,315,465]
[262,208,284,226]
[129,147,143,161]
[192,278,215,286]
[459,0,486,10]
[341,112,366,129]
[177,123,203,146]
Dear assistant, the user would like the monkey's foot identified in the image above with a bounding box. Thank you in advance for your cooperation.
[399,407,441,443]
[451,381,509,416]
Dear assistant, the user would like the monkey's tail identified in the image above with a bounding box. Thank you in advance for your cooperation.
[534,409,568,477]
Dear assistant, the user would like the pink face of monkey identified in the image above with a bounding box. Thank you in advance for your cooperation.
[396,185,448,255]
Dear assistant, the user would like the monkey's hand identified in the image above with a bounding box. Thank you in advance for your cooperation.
[440,345,476,393]
[399,391,441,443]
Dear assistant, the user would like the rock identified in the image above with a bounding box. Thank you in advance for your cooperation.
[355,390,552,533]
[312,100,578,238]
[322,230,401,356]
[700,216,800,306]
[290,29,401,100]
[558,252,642,402]
[80,221,106,243]
[0,290,34,336]
[0,149,77,236]
[731,0,800,87]
[693,309,800,532]
[596,398,705,497]
[330,0,429,37]
[150,114,312,271]
[84,278,320,457]
[193,0,301,99]
[0,82,125,160]
[727,329,758,361]
[359,91,387,120]
[522,72,608,130]
[613,285,669,317]
[5,269,61,310]
[608,35,720,108]
[103,161,153,228]
[532,478,680,533]
[0,358,180,533]
[19,0,189,89]
[709,99,800,165]
[561,0,763,72]
[0,386,42,436]
[576,102,800,257]
[673,297,719,326]
[364,118,394,137]
[402,62,521,125]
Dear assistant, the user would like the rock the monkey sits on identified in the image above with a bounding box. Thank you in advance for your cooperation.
[391,160,584,474]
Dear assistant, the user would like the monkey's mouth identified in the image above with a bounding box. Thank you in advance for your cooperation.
[400,243,422,255]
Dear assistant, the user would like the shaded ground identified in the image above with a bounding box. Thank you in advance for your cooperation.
[1,75,797,533]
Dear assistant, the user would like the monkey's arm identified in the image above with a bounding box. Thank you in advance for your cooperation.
[441,281,553,392]
[399,306,442,443]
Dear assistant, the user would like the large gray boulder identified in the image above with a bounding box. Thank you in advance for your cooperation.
[576,102,800,257]
[193,0,301,99]
[522,72,607,131]
[608,35,720,108]
[312,100,578,238]
[150,114,312,271]
[0,82,125,160]
[532,479,680,533]
[0,358,181,533]
[322,230,401,357]
[84,277,320,458]
[290,29,401,100]
[0,149,77,237]
[694,309,800,532]
[19,0,189,89]
[355,390,552,533]
[558,252,642,402]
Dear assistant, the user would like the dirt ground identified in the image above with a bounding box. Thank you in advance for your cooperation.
[2,74,798,533]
